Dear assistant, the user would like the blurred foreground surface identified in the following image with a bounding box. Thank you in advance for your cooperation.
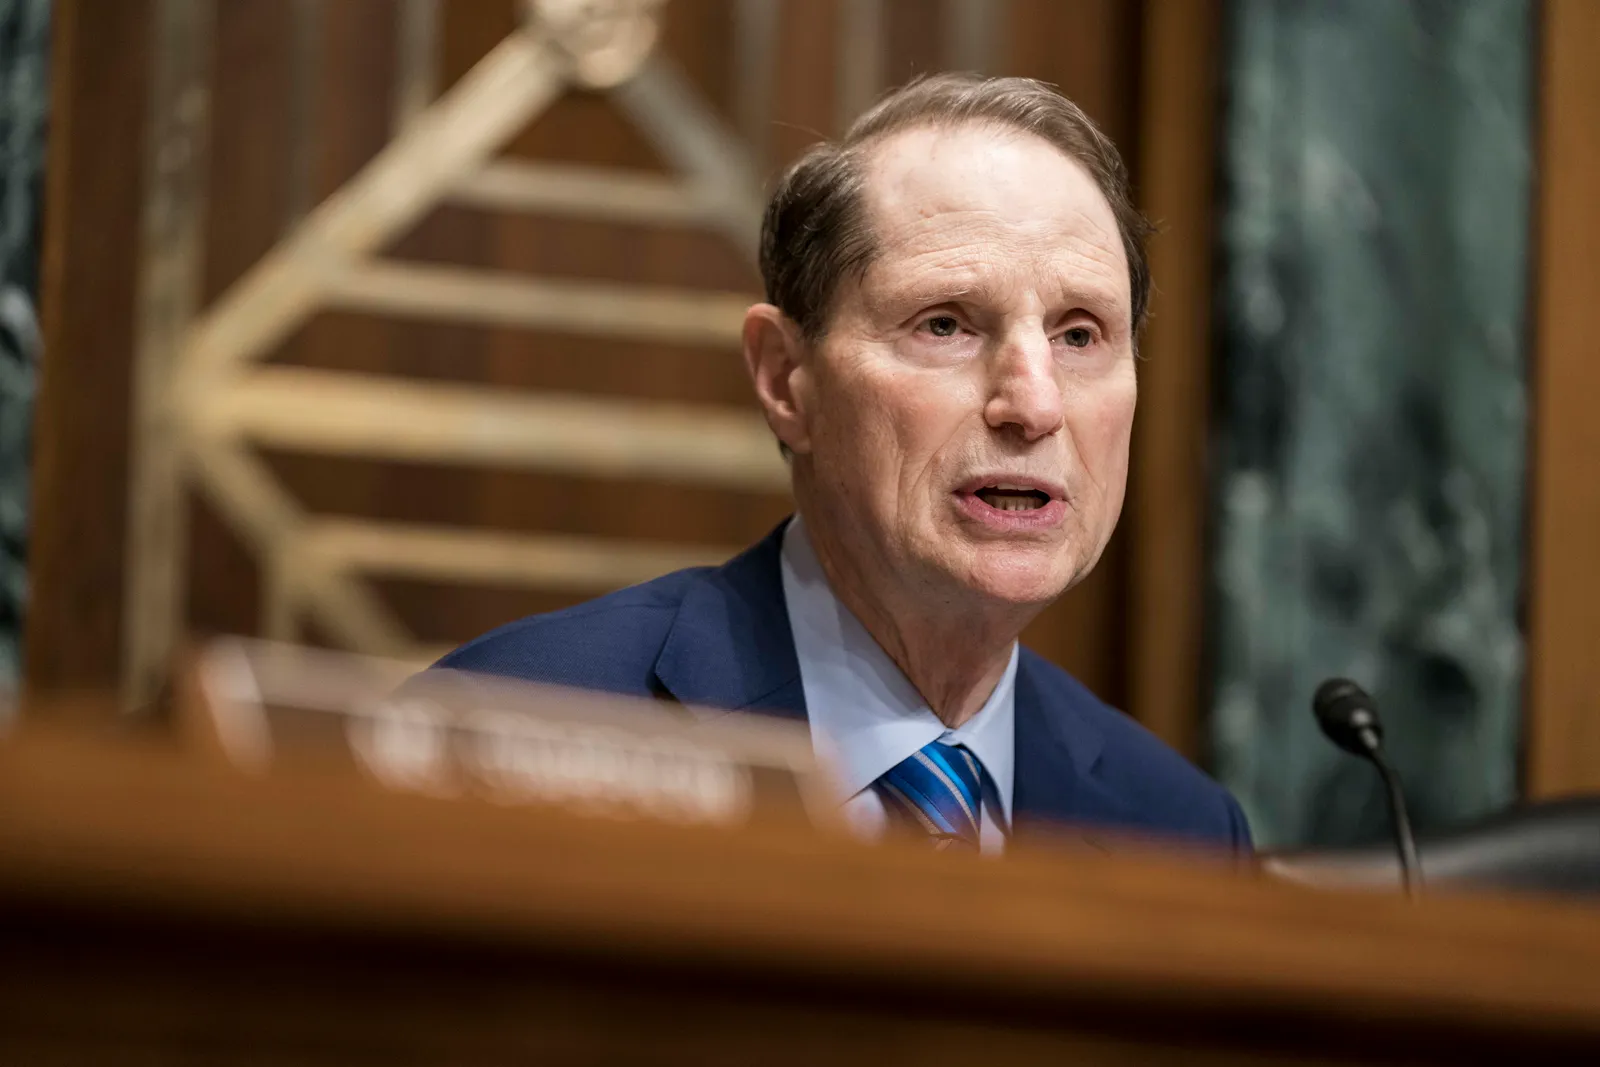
[3,651,1600,1064]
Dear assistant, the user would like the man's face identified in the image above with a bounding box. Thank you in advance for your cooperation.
[787,123,1137,610]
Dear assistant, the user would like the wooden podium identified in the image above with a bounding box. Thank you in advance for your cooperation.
[3,704,1600,1064]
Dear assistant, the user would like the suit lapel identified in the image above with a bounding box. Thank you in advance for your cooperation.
[1012,650,1111,837]
[651,522,807,723]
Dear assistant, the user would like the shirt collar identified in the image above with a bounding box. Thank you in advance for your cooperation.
[779,515,1017,823]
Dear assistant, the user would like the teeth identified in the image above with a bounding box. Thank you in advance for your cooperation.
[977,490,1045,511]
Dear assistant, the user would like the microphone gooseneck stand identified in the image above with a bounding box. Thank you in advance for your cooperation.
[1311,678,1423,899]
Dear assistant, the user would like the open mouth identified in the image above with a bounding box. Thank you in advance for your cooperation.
[973,485,1053,512]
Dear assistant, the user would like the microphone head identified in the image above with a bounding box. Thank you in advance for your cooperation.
[1312,678,1384,757]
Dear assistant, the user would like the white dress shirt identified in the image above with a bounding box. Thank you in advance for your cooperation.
[779,516,1017,853]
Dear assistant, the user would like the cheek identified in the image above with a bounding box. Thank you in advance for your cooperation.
[1073,377,1138,488]
[814,361,968,483]
[890,373,970,453]
[805,360,903,496]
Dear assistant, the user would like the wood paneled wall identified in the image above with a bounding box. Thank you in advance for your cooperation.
[1525,0,1600,796]
[1127,0,1220,763]
[28,0,1218,755]
[27,0,150,695]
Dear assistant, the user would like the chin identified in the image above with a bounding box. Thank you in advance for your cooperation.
[953,549,1075,608]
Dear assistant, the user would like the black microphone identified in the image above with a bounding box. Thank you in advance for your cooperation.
[1312,678,1423,897]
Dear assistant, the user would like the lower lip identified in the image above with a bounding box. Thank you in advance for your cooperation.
[953,492,1067,531]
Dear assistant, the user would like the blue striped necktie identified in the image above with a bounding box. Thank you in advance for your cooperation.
[873,739,985,851]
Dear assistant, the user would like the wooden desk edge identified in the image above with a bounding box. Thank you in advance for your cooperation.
[3,728,1599,1043]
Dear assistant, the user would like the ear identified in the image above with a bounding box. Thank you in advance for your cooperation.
[741,303,814,455]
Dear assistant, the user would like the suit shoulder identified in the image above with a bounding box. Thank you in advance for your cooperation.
[432,565,709,690]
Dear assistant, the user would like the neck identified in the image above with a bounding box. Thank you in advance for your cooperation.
[798,515,1032,730]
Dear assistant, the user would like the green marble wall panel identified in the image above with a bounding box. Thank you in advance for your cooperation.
[0,0,50,696]
[1209,0,1534,847]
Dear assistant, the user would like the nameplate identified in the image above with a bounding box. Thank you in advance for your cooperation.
[183,640,831,832]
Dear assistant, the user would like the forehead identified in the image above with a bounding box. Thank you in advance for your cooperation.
[853,123,1129,312]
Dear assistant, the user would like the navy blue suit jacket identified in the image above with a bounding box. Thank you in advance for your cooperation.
[437,523,1252,852]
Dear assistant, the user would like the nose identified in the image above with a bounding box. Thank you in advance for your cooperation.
[982,328,1065,441]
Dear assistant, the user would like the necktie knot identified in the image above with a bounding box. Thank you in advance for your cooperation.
[872,739,985,851]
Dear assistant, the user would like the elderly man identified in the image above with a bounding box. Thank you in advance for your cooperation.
[436,73,1250,853]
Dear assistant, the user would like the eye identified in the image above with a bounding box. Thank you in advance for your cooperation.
[1060,326,1095,348]
[922,315,961,338]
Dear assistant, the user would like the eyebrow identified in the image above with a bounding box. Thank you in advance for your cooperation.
[870,274,1129,322]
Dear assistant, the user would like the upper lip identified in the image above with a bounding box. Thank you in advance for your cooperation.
[955,474,1066,501]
